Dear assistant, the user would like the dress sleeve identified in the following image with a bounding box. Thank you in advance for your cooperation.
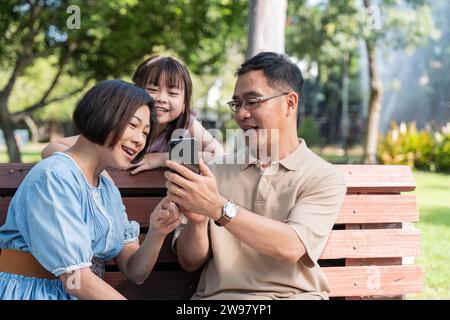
[16,171,93,277]
[119,203,140,244]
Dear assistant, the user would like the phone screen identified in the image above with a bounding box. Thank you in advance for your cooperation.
[168,137,200,174]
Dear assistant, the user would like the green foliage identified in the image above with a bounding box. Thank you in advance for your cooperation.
[285,0,438,146]
[0,0,248,122]
[378,122,450,172]
[298,116,323,147]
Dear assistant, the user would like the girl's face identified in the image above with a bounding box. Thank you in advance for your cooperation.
[145,76,185,126]
[110,105,150,169]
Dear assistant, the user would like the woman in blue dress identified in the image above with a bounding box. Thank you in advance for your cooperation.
[0,80,182,299]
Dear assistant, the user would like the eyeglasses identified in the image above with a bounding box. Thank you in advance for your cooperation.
[227,92,289,112]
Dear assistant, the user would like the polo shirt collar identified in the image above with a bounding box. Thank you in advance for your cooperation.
[239,139,308,172]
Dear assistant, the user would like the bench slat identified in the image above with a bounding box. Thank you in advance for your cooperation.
[105,270,200,300]
[117,227,420,265]
[325,265,424,297]
[321,229,421,259]
[122,197,164,228]
[337,165,416,193]
[104,265,423,299]
[1,194,419,226]
[0,164,416,195]
[337,194,418,224]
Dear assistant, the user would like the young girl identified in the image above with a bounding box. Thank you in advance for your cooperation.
[42,56,223,174]
[0,80,182,300]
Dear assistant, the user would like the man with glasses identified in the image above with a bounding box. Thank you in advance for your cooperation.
[165,52,347,299]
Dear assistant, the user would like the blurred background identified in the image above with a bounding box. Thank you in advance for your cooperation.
[0,0,448,299]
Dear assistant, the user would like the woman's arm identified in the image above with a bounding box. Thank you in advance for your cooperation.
[41,135,79,159]
[114,197,181,284]
[60,267,126,300]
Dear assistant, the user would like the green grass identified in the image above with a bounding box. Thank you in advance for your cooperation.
[409,170,450,299]
[0,143,43,163]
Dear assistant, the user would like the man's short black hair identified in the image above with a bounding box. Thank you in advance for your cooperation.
[73,80,156,164]
[237,52,304,109]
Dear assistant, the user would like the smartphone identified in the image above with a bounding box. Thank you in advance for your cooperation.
[168,137,200,174]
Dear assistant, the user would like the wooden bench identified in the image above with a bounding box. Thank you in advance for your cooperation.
[0,164,424,299]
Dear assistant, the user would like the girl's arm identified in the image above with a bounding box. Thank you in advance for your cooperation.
[60,267,126,300]
[41,135,79,159]
[114,197,181,284]
[189,119,224,163]
[129,119,224,175]
[129,152,168,175]
[42,135,112,180]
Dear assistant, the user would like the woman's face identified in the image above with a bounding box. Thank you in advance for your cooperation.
[111,105,150,169]
[145,76,185,126]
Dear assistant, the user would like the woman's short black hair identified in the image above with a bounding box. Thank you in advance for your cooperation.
[73,80,156,164]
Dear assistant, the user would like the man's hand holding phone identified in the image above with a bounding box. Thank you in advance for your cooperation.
[164,158,227,222]
[168,137,200,174]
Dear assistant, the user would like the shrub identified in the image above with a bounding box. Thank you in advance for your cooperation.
[299,116,323,146]
[378,122,450,172]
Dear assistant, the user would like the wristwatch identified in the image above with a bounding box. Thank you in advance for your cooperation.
[214,200,238,227]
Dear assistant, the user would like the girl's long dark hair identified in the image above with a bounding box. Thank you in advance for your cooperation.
[132,56,193,144]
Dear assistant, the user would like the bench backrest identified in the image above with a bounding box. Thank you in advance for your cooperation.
[0,164,424,299]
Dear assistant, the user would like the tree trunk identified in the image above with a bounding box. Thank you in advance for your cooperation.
[363,39,383,164]
[247,0,287,59]
[0,100,21,162]
[23,115,39,143]
[341,52,351,156]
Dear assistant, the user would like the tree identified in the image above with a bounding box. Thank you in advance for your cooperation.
[247,0,287,58]
[0,0,247,162]
[286,0,437,163]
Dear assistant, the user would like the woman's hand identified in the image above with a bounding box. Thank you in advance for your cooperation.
[150,196,182,235]
[126,153,169,175]
[182,210,209,224]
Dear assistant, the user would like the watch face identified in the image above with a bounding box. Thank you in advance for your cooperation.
[224,202,237,219]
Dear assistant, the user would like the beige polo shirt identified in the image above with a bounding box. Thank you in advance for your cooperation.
[173,139,347,300]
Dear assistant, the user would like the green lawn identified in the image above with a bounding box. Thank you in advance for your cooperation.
[0,144,43,163]
[409,171,450,299]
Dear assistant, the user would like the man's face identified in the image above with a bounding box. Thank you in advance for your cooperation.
[232,70,287,153]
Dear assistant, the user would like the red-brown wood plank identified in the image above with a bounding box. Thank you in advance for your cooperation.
[123,197,164,228]
[106,265,424,299]
[2,194,419,227]
[337,194,418,224]
[1,164,416,195]
[104,270,201,300]
[0,197,11,225]
[324,265,424,297]
[321,229,421,259]
[337,165,416,193]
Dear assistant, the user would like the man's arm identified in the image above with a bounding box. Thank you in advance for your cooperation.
[221,205,306,263]
[175,215,210,272]
[164,160,306,264]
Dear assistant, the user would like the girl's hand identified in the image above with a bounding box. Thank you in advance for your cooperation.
[125,153,168,175]
[150,197,182,235]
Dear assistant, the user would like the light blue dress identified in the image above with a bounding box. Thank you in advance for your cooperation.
[0,152,140,300]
